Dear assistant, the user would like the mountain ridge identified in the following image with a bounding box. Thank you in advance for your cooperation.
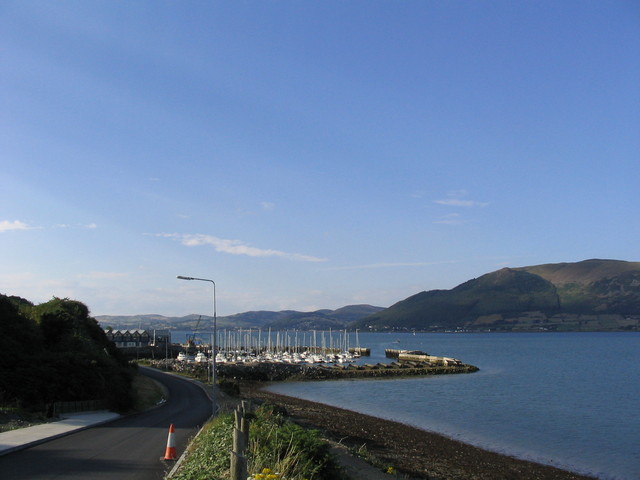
[96,260,640,333]
[354,259,640,332]
[96,304,384,331]
[518,258,640,285]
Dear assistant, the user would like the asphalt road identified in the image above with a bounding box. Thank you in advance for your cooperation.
[0,367,212,479]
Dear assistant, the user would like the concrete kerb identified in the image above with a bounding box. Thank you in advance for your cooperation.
[156,368,241,478]
[0,367,226,472]
[165,421,209,478]
[0,411,122,457]
[0,367,170,457]
[158,369,392,480]
[161,373,214,479]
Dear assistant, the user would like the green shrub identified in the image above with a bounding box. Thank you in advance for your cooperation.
[0,295,134,413]
[247,404,342,480]
[171,404,344,480]
[171,414,235,480]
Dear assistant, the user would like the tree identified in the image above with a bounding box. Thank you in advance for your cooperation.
[1,295,134,412]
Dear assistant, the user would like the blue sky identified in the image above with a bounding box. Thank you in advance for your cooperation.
[1,1,639,317]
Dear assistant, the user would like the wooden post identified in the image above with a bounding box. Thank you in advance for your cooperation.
[233,427,246,455]
[230,405,250,480]
[240,400,251,445]
[241,416,249,445]
[230,450,247,480]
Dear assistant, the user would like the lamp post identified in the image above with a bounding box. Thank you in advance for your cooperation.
[177,275,217,417]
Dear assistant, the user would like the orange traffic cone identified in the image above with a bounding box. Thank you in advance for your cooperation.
[164,424,177,460]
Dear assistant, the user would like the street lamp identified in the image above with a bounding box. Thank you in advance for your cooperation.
[177,275,217,416]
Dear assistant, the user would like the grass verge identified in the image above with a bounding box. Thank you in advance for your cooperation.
[169,403,346,480]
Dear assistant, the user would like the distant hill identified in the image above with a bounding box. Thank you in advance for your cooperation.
[518,259,640,285]
[264,305,384,330]
[352,259,640,332]
[519,259,640,314]
[96,260,640,333]
[96,304,384,331]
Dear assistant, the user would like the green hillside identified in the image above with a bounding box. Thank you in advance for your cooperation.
[0,295,135,413]
[520,259,640,314]
[353,259,640,332]
[519,259,640,285]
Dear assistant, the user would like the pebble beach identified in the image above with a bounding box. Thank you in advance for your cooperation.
[242,385,596,480]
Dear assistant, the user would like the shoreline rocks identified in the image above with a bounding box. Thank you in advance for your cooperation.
[240,386,597,480]
[146,358,479,382]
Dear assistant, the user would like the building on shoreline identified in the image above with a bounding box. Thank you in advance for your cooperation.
[104,329,171,348]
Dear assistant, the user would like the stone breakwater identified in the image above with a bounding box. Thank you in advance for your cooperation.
[147,359,479,382]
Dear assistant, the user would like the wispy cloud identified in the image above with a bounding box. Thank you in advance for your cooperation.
[236,202,276,217]
[157,233,327,262]
[0,220,32,232]
[434,213,465,225]
[435,198,478,207]
[53,223,97,229]
[434,190,488,208]
[76,271,130,280]
[325,260,459,271]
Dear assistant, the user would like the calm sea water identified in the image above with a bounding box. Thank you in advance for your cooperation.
[263,332,640,480]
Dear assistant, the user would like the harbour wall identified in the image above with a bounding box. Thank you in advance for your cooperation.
[146,358,478,382]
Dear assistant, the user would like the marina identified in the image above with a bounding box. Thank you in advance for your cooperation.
[175,328,371,365]
[145,329,478,384]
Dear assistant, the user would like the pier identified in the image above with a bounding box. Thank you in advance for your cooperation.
[385,349,462,366]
